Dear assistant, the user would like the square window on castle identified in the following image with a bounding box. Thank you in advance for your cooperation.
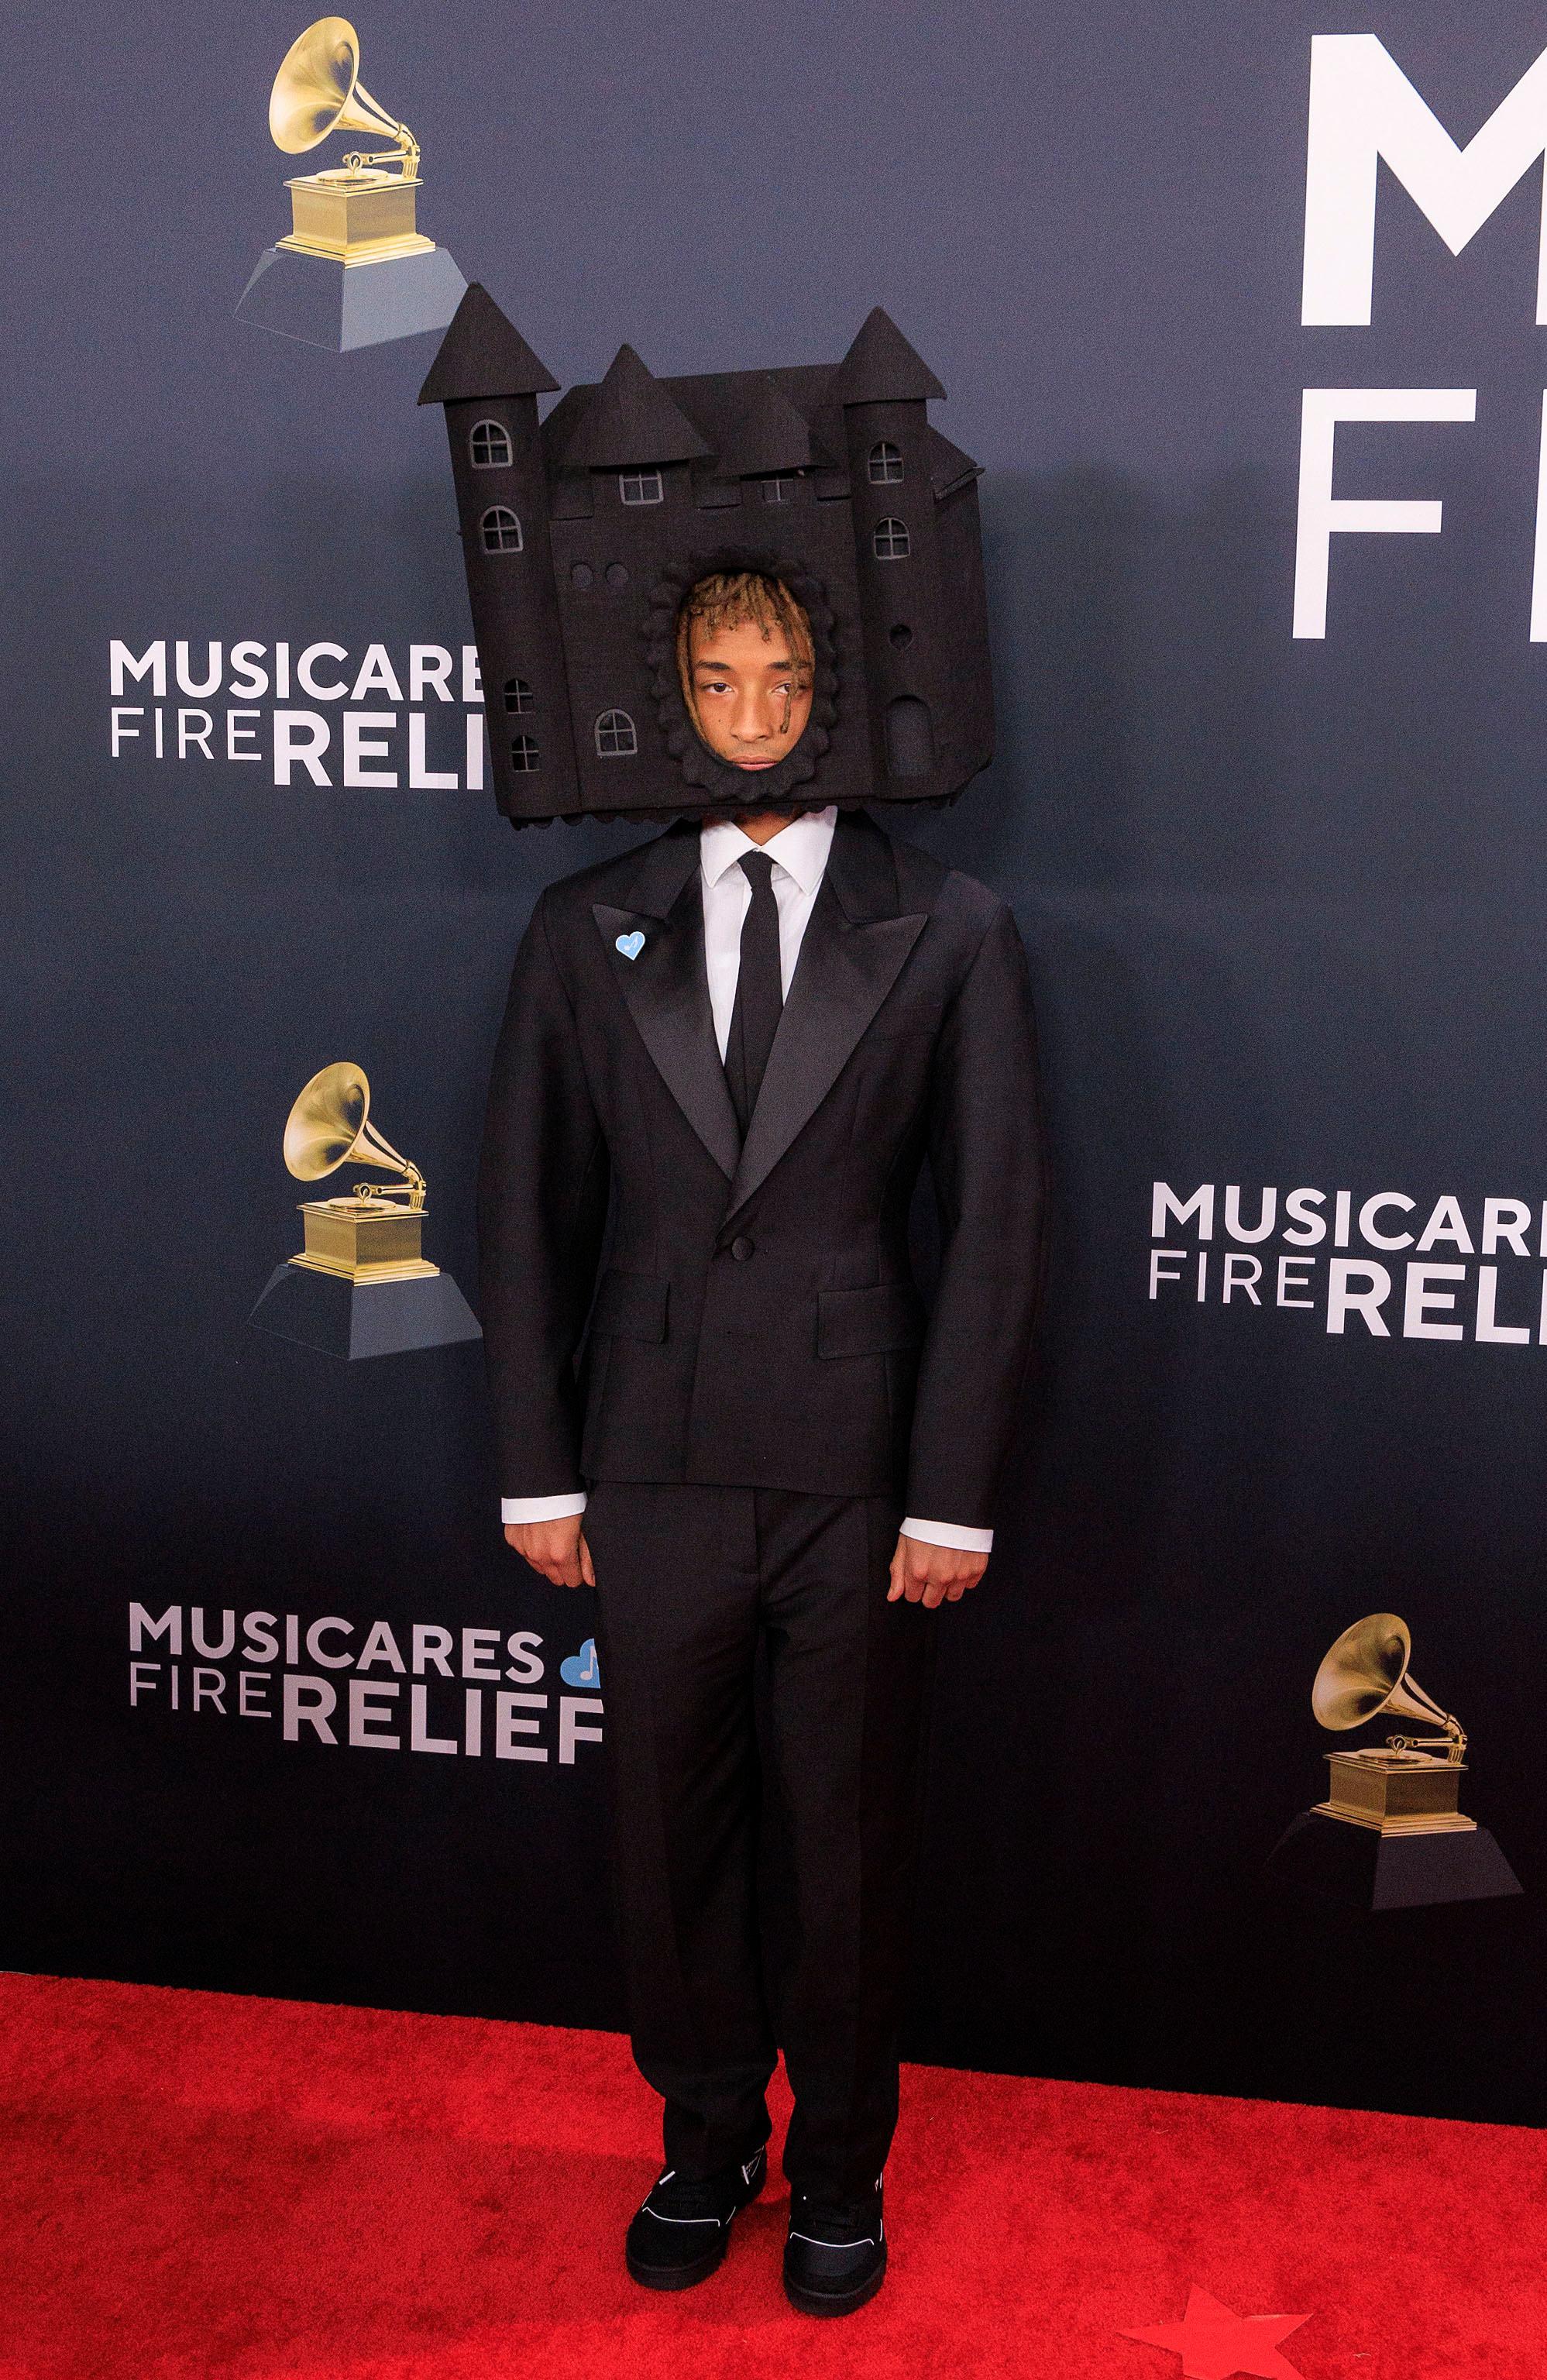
[618,469,664,506]
[761,476,795,504]
[504,677,534,715]
[510,735,539,772]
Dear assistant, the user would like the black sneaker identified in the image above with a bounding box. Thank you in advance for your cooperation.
[624,2145,767,2290]
[782,2182,887,2316]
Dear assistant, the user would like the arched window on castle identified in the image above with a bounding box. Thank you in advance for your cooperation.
[596,710,638,756]
[480,507,523,553]
[509,735,539,772]
[504,676,534,714]
[470,420,513,468]
[885,696,934,778]
[619,469,663,505]
[868,441,903,484]
[872,517,909,560]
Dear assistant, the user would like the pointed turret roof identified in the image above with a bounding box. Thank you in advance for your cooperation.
[830,308,946,407]
[417,284,559,404]
[559,345,711,469]
[714,373,816,476]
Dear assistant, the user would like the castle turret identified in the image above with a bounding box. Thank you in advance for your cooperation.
[419,285,579,820]
[833,308,957,795]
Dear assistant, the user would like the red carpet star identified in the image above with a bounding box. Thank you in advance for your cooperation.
[1122,2284,1312,2380]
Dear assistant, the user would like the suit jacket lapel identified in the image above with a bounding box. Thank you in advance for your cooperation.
[725,814,926,1219]
[593,824,741,1181]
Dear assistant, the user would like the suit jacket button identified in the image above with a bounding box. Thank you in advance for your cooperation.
[731,1235,755,1262]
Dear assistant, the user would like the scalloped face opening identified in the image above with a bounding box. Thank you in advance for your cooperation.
[643,548,841,818]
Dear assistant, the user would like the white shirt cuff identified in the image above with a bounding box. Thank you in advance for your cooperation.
[502,1492,588,1524]
[900,1517,994,1553]
[500,1499,988,1549]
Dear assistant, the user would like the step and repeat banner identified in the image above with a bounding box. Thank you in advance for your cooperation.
[6,0,1545,2123]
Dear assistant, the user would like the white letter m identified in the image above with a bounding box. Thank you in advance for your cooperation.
[1303,33,1547,324]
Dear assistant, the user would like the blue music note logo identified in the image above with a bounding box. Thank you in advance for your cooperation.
[560,1637,600,1689]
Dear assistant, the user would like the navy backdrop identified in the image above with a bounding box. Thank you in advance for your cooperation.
[5,0,1545,2123]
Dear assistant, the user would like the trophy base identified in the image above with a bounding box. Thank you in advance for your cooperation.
[288,1251,439,1285]
[1309,1799,1476,1837]
[248,1261,482,1361]
[1318,1746,1473,1834]
[293,1195,435,1281]
[1266,1808,1523,1913]
[280,168,431,263]
[235,242,467,352]
[277,232,436,265]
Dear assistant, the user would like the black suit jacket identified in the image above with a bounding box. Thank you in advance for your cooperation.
[477,810,1043,1528]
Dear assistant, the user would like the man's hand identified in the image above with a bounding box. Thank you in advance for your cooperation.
[504,1515,596,1589]
[887,1533,988,1608]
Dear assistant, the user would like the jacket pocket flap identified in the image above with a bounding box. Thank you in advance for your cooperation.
[590,1269,669,1343]
[816,1281,925,1360]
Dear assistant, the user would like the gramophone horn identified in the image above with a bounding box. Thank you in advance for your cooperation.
[283,1061,414,1187]
[1312,1611,1463,1752]
[268,16,416,169]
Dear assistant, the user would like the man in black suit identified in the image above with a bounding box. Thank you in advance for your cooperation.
[482,573,1042,2315]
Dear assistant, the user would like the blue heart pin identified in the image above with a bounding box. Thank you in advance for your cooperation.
[615,930,645,961]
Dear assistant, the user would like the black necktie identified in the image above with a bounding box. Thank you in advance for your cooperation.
[724,849,782,1135]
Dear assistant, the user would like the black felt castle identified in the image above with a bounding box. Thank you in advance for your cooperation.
[419,285,994,827]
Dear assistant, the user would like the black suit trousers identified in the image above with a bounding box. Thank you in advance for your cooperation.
[583,1480,937,2201]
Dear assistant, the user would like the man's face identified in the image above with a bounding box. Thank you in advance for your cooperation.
[686,614,814,770]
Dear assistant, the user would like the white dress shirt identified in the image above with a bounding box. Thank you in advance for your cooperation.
[502,806,992,1554]
[700,805,837,1057]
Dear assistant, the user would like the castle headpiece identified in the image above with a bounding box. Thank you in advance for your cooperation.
[419,287,994,827]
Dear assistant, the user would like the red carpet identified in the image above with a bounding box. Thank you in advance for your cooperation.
[0,1973,1542,2380]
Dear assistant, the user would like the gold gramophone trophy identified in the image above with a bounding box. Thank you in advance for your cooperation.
[1266,1611,1520,1908]
[236,18,466,352]
[248,1062,480,1360]
[1312,1613,1473,1836]
[270,19,431,270]
[284,1060,438,1283]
